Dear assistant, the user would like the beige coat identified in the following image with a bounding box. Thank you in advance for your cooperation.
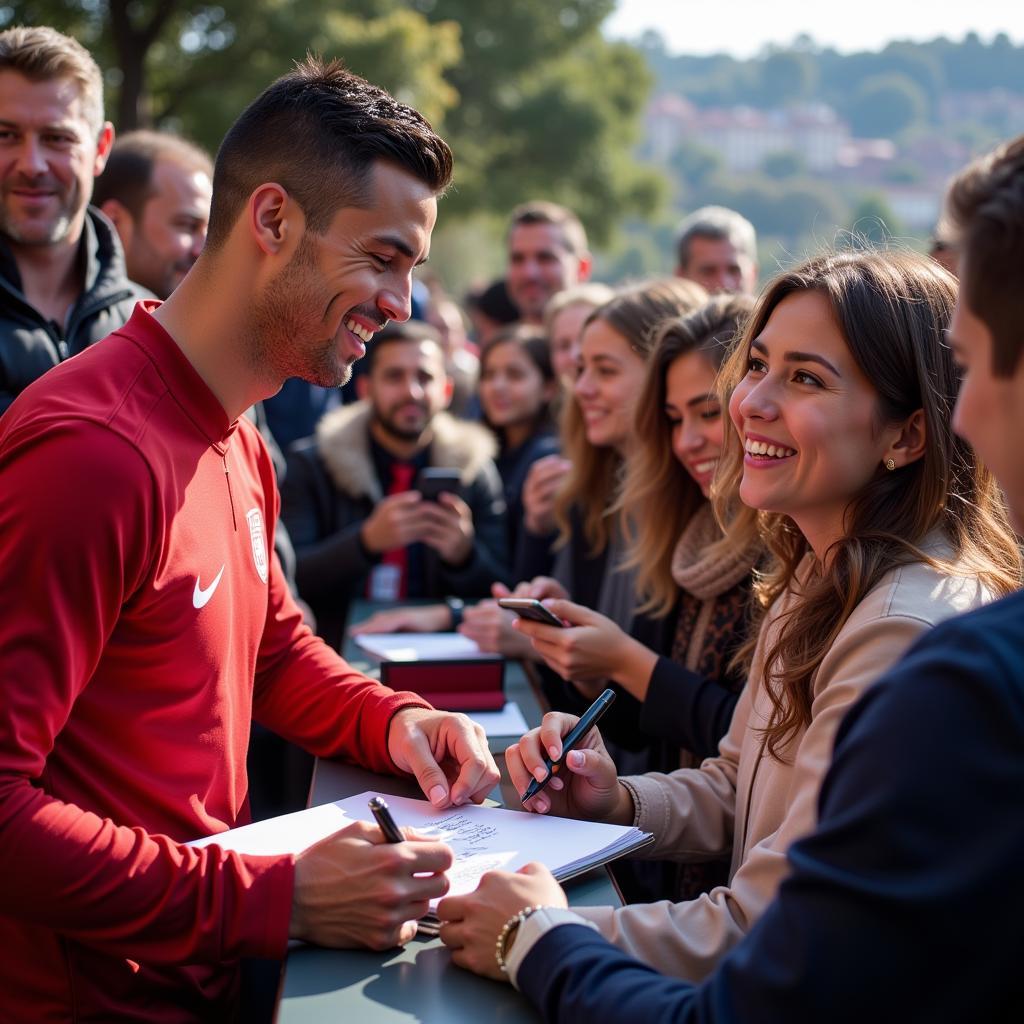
[574,554,992,981]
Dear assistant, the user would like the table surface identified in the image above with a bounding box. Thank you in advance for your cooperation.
[275,606,622,1022]
[276,761,621,1023]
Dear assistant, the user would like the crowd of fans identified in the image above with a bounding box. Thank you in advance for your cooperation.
[1,22,1022,1024]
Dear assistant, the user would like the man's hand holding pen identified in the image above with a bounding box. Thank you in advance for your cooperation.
[289,819,452,950]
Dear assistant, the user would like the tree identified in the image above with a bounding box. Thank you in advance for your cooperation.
[670,140,725,191]
[848,73,928,138]
[760,150,806,180]
[849,194,903,245]
[0,1,663,240]
[415,0,662,244]
[758,50,816,107]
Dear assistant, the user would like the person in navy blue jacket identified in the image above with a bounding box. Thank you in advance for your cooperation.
[437,133,1024,1022]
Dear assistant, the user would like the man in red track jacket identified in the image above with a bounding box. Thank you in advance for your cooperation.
[0,44,498,1022]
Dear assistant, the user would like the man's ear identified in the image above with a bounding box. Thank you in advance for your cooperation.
[248,183,302,257]
[92,122,114,176]
[885,408,927,469]
[98,198,133,250]
[355,375,370,401]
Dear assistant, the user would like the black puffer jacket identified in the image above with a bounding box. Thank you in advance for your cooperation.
[0,207,150,415]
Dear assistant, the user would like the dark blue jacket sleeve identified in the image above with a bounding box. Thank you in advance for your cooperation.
[518,605,1024,1022]
[639,657,741,758]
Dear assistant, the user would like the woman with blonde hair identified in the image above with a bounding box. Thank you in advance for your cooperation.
[507,283,617,556]
[516,295,757,776]
[512,281,707,736]
[438,248,1021,984]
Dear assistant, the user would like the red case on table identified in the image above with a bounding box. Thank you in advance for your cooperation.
[380,657,505,711]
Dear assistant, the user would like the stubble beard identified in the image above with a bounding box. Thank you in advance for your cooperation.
[246,237,353,389]
[0,190,76,247]
[372,402,431,444]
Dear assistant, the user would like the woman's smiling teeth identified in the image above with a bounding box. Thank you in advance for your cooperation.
[745,438,797,458]
[345,318,375,343]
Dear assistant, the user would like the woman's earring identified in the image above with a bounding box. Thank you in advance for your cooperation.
[885,458,896,472]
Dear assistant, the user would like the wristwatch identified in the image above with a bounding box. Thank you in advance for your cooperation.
[495,904,544,973]
[445,596,465,630]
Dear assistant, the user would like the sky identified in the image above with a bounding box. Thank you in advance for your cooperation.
[604,0,1022,58]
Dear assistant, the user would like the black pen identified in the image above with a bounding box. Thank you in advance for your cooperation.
[368,796,404,843]
[520,688,616,805]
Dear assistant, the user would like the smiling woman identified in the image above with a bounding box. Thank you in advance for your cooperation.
[713,248,1022,758]
[436,248,1023,989]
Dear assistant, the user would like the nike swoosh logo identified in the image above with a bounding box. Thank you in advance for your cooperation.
[192,566,225,609]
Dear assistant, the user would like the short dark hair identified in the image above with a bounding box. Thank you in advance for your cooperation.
[507,201,588,257]
[206,55,453,249]
[364,320,444,375]
[92,130,212,221]
[944,133,1024,377]
[465,278,520,326]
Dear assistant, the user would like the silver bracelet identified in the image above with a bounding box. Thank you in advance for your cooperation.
[495,904,545,974]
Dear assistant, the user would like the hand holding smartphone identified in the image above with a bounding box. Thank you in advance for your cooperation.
[496,597,566,628]
[415,467,462,502]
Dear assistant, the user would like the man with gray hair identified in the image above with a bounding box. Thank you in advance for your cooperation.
[0,25,148,413]
[674,204,758,295]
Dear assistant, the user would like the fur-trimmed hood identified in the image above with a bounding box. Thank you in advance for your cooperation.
[315,400,497,502]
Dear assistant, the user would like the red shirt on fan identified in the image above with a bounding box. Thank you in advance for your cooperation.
[0,302,430,1021]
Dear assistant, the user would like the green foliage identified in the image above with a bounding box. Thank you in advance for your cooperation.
[760,150,806,180]
[669,139,724,189]
[415,1,661,246]
[849,194,904,244]
[759,50,816,106]
[848,73,928,139]
[0,0,663,244]
[638,28,1024,135]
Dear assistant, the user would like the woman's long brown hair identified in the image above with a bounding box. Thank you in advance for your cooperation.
[619,294,754,616]
[710,249,1022,761]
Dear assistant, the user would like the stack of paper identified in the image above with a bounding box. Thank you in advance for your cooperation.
[190,790,652,932]
[353,632,496,662]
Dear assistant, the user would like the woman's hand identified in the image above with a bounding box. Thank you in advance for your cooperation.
[349,604,452,635]
[458,600,536,659]
[437,863,567,981]
[504,711,632,822]
[511,599,657,700]
[522,455,571,536]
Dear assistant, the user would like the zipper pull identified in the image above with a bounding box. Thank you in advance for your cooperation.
[223,455,238,531]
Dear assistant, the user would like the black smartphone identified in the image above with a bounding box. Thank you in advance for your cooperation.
[497,597,566,628]
[416,467,461,502]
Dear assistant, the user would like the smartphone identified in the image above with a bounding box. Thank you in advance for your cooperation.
[497,597,566,628]
[416,467,461,502]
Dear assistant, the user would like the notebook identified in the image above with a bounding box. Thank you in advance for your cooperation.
[190,790,653,933]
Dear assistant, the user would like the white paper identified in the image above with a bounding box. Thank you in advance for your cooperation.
[353,632,491,662]
[189,791,651,912]
[189,801,354,856]
[469,701,529,737]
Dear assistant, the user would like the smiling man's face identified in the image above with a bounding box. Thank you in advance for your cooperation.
[247,160,437,389]
[0,70,110,249]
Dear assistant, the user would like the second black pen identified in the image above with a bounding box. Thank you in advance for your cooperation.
[519,688,617,805]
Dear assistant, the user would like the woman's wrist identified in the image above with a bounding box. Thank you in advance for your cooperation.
[609,636,658,700]
[607,781,636,826]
